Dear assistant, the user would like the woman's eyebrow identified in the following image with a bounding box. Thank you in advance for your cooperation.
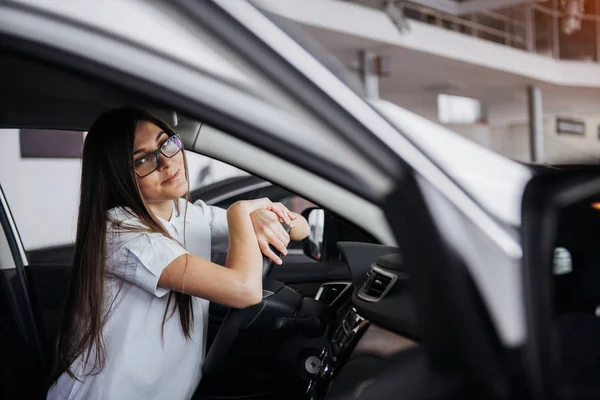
[133,131,168,155]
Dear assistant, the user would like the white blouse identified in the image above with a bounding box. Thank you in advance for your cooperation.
[48,198,228,400]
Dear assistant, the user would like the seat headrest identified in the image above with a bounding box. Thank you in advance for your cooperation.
[144,108,178,128]
[175,116,203,148]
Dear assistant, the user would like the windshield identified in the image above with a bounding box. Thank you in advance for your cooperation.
[371,99,532,227]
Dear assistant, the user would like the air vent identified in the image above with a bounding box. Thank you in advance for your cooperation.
[365,273,392,297]
[357,266,398,303]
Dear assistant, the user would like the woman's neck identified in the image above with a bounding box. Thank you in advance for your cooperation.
[147,200,174,221]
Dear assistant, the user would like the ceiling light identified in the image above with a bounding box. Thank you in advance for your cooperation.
[561,0,584,35]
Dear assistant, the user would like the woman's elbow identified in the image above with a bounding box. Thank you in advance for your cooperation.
[231,282,263,309]
[246,290,263,307]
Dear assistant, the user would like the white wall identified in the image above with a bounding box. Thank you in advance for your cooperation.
[439,122,530,162]
[0,129,81,250]
[492,125,530,162]
[542,114,600,164]
[452,114,600,165]
[0,129,246,250]
[444,123,493,148]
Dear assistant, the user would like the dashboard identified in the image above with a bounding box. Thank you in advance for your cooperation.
[306,242,419,399]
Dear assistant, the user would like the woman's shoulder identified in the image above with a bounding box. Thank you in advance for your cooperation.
[105,207,149,250]
[181,197,211,218]
[107,206,145,229]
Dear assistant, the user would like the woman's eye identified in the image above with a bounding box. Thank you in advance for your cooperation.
[136,157,146,165]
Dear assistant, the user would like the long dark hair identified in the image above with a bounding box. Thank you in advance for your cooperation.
[49,107,194,384]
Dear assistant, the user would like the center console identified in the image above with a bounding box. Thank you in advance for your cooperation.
[306,306,369,400]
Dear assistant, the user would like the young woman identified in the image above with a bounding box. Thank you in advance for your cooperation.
[47,107,310,400]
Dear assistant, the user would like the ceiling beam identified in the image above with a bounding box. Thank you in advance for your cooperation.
[406,0,538,16]
[456,0,538,15]
[403,0,459,14]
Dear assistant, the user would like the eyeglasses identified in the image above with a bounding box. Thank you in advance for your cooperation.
[134,134,183,178]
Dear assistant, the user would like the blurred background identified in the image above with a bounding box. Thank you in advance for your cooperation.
[255,0,600,165]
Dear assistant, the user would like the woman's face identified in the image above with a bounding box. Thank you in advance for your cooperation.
[133,121,187,204]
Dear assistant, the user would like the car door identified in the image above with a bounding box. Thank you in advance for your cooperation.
[186,2,528,396]
[0,185,49,399]
[0,1,522,398]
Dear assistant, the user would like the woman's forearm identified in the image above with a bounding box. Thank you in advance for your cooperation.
[159,203,308,308]
[225,201,264,292]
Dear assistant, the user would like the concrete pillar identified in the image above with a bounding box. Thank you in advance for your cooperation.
[524,4,535,53]
[527,86,545,163]
[359,50,379,99]
[551,0,560,58]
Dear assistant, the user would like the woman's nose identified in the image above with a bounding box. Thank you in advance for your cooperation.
[157,153,173,170]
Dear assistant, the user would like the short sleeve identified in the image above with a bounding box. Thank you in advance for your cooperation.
[192,200,229,246]
[110,232,189,297]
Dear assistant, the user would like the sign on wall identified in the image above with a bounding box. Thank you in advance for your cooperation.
[556,117,585,136]
[20,129,84,158]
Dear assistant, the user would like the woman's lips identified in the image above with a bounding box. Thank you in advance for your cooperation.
[162,170,180,184]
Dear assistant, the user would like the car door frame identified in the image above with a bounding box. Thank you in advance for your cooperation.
[170,3,520,392]
[0,185,49,368]
[0,1,520,397]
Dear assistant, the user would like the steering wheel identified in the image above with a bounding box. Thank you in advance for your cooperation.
[203,224,294,378]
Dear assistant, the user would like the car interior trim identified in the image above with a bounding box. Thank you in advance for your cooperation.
[314,281,352,305]
[0,186,28,269]
[357,265,399,303]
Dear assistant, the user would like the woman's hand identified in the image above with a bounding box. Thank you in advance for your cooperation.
[240,198,296,225]
[232,198,308,265]
[249,203,296,265]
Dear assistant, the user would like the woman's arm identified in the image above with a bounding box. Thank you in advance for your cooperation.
[289,212,310,241]
[249,205,310,264]
[159,198,280,309]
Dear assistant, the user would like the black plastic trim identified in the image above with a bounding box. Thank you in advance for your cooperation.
[520,174,560,400]
[382,169,510,399]
[203,281,303,378]
[520,171,600,399]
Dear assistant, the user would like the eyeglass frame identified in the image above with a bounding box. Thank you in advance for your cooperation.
[133,134,183,178]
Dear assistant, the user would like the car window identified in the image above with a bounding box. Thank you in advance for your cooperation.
[0,128,307,257]
[0,128,82,250]
[0,127,244,252]
[279,194,315,216]
[185,151,249,190]
[208,185,316,257]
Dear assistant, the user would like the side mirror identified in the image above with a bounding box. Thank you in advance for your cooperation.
[301,207,324,261]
